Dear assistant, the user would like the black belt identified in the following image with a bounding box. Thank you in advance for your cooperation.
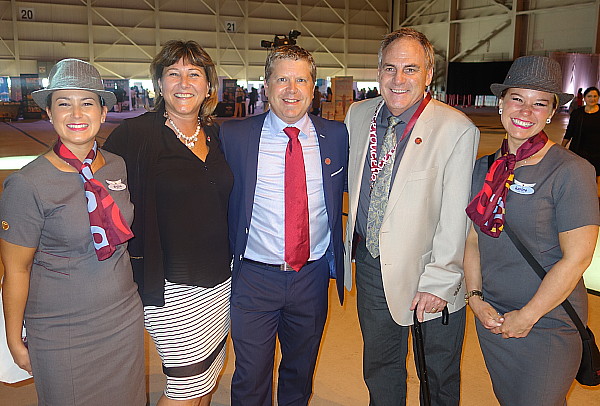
[243,258,316,271]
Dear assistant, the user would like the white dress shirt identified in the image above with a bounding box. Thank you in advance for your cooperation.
[244,111,330,264]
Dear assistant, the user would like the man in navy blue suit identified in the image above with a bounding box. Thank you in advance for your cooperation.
[219,45,348,406]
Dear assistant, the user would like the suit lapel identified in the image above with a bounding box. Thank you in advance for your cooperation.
[245,114,268,226]
[348,98,381,221]
[311,116,335,229]
[384,101,436,220]
[353,99,380,175]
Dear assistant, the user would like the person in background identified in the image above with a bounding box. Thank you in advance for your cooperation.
[311,85,321,115]
[130,86,137,109]
[1,58,145,405]
[234,85,245,118]
[465,55,599,405]
[260,84,268,111]
[357,88,366,100]
[220,45,348,406]
[103,40,232,406]
[343,28,479,406]
[575,88,584,110]
[248,87,258,115]
[569,88,583,114]
[562,86,600,186]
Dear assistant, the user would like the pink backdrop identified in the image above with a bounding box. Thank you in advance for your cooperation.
[552,52,600,103]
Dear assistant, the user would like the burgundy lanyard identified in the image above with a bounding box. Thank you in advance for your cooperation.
[368,93,432,187]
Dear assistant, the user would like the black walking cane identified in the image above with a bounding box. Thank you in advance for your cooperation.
[412,306,449,406]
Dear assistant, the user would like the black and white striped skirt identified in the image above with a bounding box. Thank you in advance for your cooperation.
[144,278,231,400]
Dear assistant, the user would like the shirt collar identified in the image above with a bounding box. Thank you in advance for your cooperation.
[267,110,312,137]
[379,96,424,126]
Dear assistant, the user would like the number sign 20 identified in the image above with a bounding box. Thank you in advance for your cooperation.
[19,8,35,21]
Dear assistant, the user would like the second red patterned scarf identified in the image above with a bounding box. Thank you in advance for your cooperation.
[466,131,548,238]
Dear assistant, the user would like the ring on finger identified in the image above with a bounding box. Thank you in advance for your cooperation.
[431,307,437,312]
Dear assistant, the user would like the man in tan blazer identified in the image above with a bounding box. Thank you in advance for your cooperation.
[344,28,479,405]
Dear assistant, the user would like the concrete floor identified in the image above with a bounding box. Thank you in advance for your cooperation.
[1,105,600,405]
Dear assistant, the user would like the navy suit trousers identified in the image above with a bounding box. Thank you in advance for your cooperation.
[230,256,330,406]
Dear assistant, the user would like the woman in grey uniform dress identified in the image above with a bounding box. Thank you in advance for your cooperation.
[464,56,600,405]
[0,59,145,405]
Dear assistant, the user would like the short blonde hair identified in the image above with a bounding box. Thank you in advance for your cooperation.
[265,45,316,84]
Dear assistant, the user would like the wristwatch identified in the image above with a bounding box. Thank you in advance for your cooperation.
[464,290,484,304]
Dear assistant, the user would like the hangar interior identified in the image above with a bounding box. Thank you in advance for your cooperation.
[0,0,598,89]
[1,1,600,405]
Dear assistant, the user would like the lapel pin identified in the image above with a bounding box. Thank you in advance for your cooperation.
[415,137,423,145]
[2,220,9,230]
[325,158,331,165]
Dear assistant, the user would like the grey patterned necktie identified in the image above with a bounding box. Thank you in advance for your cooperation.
[366,115,402,258]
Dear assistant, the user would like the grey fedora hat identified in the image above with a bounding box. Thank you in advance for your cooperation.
[490,55,573,106]
[32,58,117,110]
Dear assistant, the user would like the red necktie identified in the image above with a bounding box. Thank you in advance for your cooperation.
[283,126,310,271]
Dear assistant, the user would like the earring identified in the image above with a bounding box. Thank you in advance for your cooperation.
[498,108,502,115]
[546,118,551,124]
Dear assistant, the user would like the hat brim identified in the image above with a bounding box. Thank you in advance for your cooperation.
[490,83,573,106]
[32,87,117,111]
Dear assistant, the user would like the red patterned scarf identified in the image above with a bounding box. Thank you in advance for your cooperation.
[53,139,134,260]
[466,131,548,237]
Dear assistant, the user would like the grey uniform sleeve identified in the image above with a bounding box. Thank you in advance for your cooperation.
[554,157,600,232]
[0,172,44,248]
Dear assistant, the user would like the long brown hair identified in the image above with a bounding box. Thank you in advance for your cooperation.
[150,40,218,125]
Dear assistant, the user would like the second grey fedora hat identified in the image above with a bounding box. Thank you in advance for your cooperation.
[490,55,573,106]
[32,58,117,110]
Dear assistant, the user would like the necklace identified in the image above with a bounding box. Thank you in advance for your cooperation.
[517,151,540,167]
[165,113,201,149]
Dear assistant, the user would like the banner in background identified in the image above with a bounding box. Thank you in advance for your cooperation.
[10,77,22,101]
[222,79,237,102]
[20,74,42,118]
[0,77,9,101]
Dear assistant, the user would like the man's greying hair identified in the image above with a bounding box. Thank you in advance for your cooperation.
[265,45,317,84]
[378,28,435,72]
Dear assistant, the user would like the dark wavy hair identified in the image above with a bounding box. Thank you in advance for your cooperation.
[584,87,599,97]
[150,40,218,125]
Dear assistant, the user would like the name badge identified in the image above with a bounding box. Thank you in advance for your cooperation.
[106,179,126,191]
[510,179,535,195]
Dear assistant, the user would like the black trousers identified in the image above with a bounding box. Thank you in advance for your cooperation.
[355,239,465,406]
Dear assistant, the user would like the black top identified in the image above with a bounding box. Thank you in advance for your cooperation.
[564,106,600,173]
[103,108,231,306]
[155,125,233,287]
